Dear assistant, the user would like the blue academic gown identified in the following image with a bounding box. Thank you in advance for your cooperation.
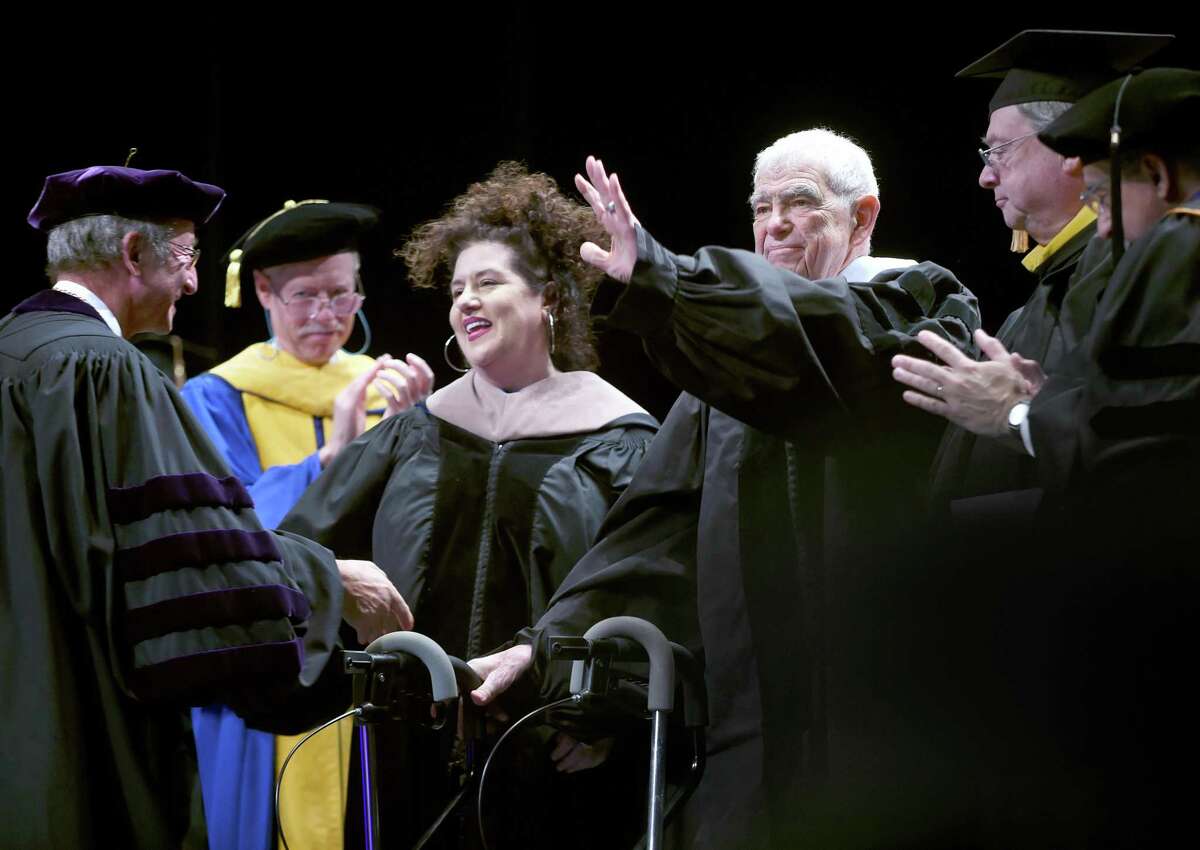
[183,372,323,850]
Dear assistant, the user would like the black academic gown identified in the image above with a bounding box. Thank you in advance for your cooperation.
[929,223,1105,525]
[281,376,658,850]
[1031,197,1199,524]
[1019,198,1200,844]
[523,230,980,848]
[0,292,346,850]
[908,202,1198,846]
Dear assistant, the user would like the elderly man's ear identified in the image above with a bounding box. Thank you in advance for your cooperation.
[849,195,881,248]
[1139,154,1176,202]
[121,231,146,277]
[253,270,276,310]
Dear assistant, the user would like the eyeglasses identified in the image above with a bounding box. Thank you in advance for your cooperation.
[165,239,202,269]
[276,289,365,320]
[1080,182,1111,214]
[978,131,1039,169]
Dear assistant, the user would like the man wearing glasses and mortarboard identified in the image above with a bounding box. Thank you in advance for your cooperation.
[183,200,433,850]
[903,30,1171,532]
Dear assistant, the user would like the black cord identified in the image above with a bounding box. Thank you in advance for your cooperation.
[1109,72,1135,266]
[476,695,579,850]
[275,707,362,850]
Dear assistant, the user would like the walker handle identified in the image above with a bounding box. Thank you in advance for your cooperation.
[575,617,675,712]
[361,631,458,702]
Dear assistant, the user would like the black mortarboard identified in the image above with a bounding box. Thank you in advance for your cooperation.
[956,30,1174,113]
[223,200,379,307]
[1039,67,1198,262]
[27,165,225,232]
[1038,68,1200,163]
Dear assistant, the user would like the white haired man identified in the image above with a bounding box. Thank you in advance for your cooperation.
[0,166,411,849]
[470,133,980,847]
[749,128,912,281]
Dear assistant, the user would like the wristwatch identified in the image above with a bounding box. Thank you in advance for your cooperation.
[1007,400,1033,455]
[1007,400,1030,436]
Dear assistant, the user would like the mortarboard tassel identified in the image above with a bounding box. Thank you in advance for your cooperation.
[225,249,243,307]
[222,200,328,308]
[1010,229,1029,252]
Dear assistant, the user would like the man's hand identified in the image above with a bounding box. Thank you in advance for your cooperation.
[574,155,640,283]
[320,353,434,467]
[1003,346,1047,397]
[550,732,615,773]
[336,558,414,645]
[891,329,1042,437]
[467,644,532,714]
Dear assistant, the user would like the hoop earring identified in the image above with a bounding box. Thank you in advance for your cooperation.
[443,334,470,373]
[544,310,556,356]
[350,309,372,356]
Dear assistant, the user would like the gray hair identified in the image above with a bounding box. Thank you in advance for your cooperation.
[1016,100,1073,132]
[45,214,174,279]
[751,127,880,205]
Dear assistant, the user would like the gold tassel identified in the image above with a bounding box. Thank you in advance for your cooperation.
[168,335,186,388]
[225,249,243,308]
[223,201,327,308]
[1010,229,1029,253]
[124,147,138,167]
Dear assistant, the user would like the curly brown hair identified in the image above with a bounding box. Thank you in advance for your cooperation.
[399,162,604,373]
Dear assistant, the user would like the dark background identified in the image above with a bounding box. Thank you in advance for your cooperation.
[10,21,1195,421]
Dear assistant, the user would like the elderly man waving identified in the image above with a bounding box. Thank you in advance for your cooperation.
[472,130,979,848]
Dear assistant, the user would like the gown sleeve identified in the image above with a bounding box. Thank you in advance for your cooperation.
[25,345,344,715]
[520,396,707,698]
[596,227,979,441]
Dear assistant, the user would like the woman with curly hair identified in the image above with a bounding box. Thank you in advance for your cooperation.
[281,162,657,849]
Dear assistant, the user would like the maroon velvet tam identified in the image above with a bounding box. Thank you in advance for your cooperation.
[27,165,226,232]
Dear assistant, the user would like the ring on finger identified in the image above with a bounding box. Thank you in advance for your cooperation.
[606,201,616,213]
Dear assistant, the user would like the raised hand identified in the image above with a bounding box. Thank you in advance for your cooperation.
[574,155,640,283]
